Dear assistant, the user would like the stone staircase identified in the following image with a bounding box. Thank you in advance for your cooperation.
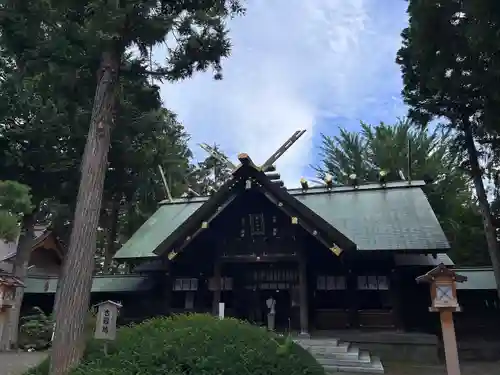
[294,337,384,374]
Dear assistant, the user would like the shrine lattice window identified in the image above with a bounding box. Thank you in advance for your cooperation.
[316,276,347,290]
[357,275,390,290]
[173,278,199,291]
[357,275,391,309]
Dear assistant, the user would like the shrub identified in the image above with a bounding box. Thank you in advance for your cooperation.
[19,307,54,350]
[19,308,97,352]
[26,314,325,375]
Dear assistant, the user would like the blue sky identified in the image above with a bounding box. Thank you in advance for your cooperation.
[156,0,409,186]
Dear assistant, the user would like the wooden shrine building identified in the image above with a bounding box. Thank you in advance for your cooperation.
[6,135,499,359]
[113,153,453,335]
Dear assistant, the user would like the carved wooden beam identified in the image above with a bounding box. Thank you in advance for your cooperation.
[237,153,258,169]
[260,189,343,256]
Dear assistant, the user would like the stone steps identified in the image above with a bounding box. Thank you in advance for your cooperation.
[295,338,384,374]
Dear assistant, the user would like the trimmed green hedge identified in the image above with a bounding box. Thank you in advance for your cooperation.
[26,314,325,375]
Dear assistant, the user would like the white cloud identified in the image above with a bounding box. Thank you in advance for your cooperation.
[155,0,407,186]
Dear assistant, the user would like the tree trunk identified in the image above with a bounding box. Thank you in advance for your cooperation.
[126,199,136,238]
[464,125,500,300]
[49,50,120,375]
[103,199,120,272]
[0,213,36,351]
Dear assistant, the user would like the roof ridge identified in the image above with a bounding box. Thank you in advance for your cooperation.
[159,180,428,206]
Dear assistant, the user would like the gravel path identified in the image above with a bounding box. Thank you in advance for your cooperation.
[385,361,500,375]
[1,352,499,375]
[0,352,46,375]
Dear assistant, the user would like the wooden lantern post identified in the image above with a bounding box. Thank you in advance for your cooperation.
[416,263,467,375]
[0,273,24,350]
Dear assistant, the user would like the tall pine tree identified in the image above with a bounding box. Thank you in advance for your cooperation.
[396,0,500,298]
[1,1,244,373]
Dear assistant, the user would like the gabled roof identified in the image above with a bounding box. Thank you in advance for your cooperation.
[152,162,356,259]
[114,175,450,260]
[292,184,449,252]
[394,253,454,267]
[115,201,205,259]
[0,226,64,272]
[0,272,24,287]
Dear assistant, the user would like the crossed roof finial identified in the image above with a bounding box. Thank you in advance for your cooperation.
[199,130,307,173]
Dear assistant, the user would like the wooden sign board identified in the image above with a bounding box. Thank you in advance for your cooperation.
[94,300,122,341]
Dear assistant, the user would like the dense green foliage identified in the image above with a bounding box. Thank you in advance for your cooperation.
[0,180,33,241]
[0,1,245,359]
[25,314,324,375]
[189,144,233,195]
[316,119,456,184]
[1,0,245,366]
[18,307,54,351]
[397,0,500,293]
[315,119,489,265]
[19,307,97,352]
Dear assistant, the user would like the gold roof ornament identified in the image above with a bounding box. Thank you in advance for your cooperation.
[330,245,343,256]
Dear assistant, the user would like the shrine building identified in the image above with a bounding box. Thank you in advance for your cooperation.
[4,149,499,361]
[111,153,458,335]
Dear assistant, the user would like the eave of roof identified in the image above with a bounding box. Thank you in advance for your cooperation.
[24,274,154,294]
[453,267,497,290]
[114,179,449,259]
[394,253,454,267]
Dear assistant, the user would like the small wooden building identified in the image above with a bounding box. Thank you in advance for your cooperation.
[0,226,64,276]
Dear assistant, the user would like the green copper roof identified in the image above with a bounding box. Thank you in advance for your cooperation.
[294,187,449,251]
[113,181,449,259]
[114,201,204,259]
[454,267,496,290]
[25,275,153,294]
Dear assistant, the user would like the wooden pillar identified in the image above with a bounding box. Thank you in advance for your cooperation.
[212,258,222,315]
[389,269,403,330]
[0,310,7,347]
[298,251,309,336]
[196,274,207,312]
[347,269,359,328]
[163,273,173,316]
[162,259,173,316]
[440,310,461,375]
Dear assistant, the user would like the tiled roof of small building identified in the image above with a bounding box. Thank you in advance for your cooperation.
[0,272,24,287]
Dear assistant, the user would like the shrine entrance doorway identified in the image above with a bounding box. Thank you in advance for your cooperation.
[225,262,300,332]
